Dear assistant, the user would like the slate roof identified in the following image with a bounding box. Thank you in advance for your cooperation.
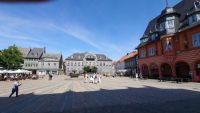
[41,53,62,62]
[26,48,44,59]
[65,52,112,61]
[138,0,198,48]
[144,0,197,36]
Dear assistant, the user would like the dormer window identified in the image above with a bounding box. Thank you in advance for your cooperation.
[189,14,197,25]
[188,1,200,25]
[151,33,158,41]
[140,37,148,43]
[166,19,175,29]
[159,22,165,31]
[197,13,200,20]
[159,16,176,34]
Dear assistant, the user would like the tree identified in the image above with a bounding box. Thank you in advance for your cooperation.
[83,66,90,73]
[91,66,97,73]
[83,66,98,73]
[0,45,23,70]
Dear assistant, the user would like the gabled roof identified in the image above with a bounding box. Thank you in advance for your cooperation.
[65,52,112,61]
[18,48,31,57]
[118,51,138,63]
[41,53,62,61]
[26,48,44,59]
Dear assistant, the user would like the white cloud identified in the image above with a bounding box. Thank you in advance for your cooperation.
[0,10,134,61]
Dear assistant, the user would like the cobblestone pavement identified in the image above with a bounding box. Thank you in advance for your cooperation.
[0,76,200,113]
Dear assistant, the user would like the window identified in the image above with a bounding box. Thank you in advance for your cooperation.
[192,33,200,47]
[164,38,172,51]
[184,33,188,49]
[189,15,197,25]
[166,20,174,29]
[197,13,200,21]
[148,47,155,56]
[48,63,50,66]
[159,22,165,31]
[54,63,56,66]
[151,33,158,41]
[141,38,148,43]
[140,50,145,58]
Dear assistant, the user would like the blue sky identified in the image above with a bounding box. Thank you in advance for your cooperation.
[0,0,181,61]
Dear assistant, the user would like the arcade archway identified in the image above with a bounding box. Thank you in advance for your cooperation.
[161,63,172,77]
[141,64,149,78]
[195,61,200,77]
[176,62,191,79]
[150,63,159,79]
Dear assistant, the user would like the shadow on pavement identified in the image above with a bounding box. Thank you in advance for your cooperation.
[0,86,200,113]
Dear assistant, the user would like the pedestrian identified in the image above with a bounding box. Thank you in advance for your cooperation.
[135,73,139,81]
[98,73,102,83]
[84,73,88,83]
[9,80,22,98]
[48,72,53,80]
[139,73,143,79]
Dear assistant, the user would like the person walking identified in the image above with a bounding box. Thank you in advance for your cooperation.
[9,80,22,98]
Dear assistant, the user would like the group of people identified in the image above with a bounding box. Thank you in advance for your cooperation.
[0,73,31,81]
[84,73,102,84]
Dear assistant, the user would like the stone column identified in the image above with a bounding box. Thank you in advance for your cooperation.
[171,63,176,78]
[190,63,196,82]
[158,66,163,80]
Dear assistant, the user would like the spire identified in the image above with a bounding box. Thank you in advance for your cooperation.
[165,0,169,8]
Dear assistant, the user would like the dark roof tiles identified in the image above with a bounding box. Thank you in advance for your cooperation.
[26,48,44,59]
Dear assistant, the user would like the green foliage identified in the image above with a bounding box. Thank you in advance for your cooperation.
[83,66,90,73]
[83,66,98,73]
[0,45,23,69]
[91,66,97,73]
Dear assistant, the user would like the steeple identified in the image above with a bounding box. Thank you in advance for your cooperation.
[165,0,169,8]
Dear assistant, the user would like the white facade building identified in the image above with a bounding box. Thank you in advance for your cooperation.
[65,52,114,75]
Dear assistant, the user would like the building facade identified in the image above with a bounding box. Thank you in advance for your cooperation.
[65,52,113,75]
[23,48,44,74]
[19,47,63,75]
[115,51,138,76]
[37,53,63,75]
[137,0,200,81]
[124,51,138,76]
